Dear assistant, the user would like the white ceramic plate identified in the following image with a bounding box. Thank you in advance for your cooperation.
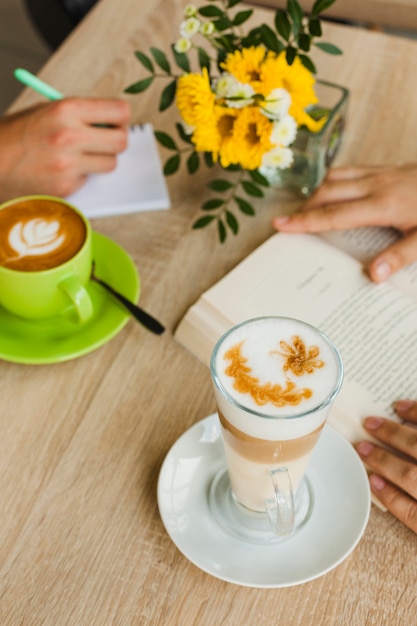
[157,414,371,588]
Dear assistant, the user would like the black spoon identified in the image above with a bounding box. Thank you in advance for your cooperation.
[90,262,165,335]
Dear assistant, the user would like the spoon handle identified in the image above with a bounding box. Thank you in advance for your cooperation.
[92,275,165,335]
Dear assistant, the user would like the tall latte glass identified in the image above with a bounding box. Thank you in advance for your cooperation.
[210,316,343,542]
[0,195,93,323]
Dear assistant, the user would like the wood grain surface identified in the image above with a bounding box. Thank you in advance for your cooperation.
[2,1,417,624]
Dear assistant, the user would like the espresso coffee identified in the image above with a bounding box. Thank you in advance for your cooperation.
[211,317,342,511]
[0,198,86,271]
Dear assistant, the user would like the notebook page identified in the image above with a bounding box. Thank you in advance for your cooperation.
[66,124,170,218]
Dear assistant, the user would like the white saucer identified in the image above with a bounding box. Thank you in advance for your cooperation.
[157,414,371,588]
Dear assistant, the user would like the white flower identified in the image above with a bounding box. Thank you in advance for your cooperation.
[214,73,255,108]
[260,88,291,120]
[180,120,195,136]
[174,37,192,53]
[184,4,197,18]
[200,21,215,36]
[270,115,297,147]
[262,146,294,170]
[180,17,200,39]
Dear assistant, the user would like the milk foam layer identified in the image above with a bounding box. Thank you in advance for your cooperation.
[212,317,342,441]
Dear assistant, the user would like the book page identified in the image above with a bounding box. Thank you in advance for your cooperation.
[66,124,170,218]
[322,227,417,300]
[176,233,417,441]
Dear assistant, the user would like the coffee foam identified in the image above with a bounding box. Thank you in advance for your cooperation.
[212,317,342,440]
[0,198,86,271]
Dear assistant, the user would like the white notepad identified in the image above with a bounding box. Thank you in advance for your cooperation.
[66,124,171,218]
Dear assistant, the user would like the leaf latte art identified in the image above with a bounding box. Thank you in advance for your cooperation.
[0,198,86,271]
[9,219,65,257]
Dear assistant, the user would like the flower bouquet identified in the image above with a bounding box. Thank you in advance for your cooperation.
[125,0,342,242]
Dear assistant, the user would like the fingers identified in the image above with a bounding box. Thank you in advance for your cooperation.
[368,229,417,282]
[325,165,385,182]
[273,195,393,233]
[367,475,417,534]
[394,400,417,423]
[356,414,417,533]
[361,417,417,459]
[51,97,131,128]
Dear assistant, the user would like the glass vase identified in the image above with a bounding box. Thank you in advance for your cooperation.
[261,80,349,196]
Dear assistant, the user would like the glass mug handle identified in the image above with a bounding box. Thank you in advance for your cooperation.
[265,467,295,536]
[59,275,93,324]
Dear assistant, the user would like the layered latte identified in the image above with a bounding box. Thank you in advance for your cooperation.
[211,317,343,511]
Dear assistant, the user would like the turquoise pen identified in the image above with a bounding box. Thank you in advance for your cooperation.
[14,68,63,101]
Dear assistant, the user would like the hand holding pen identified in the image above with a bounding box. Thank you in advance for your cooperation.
[0,69,130,202]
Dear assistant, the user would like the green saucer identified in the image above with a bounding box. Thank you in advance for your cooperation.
[0,231,140,364]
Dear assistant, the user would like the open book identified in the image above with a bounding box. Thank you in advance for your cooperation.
[66,124,170,218]
[175,227,417,444]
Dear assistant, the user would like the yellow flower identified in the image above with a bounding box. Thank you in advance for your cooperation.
[176,67,216,127]
[192,105,237,159]
[221,46,271,94]
[222,47,325,132]
[221,106,273,170]
[271,53,325,131]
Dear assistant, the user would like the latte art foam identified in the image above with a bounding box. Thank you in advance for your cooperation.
[9,218,65,257]
[212,317,342,440]
[0,198,86,271]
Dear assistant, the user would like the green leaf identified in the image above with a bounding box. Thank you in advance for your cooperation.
[285,45,297,65]
[172,45,190,73]
[155,131,178,150]
[187,152,199,174]
[260,24,282,54]
[198,47,211,72]
[204,152,215,168]
[312,0,337,17]
[218,219,227,243]
[227,0,242,7]
[175,122,193,144]
[150,47,171,73]
[159,79,177,111]
[215,35,235,53]
[241,181,264,197]
[250,170,270,187]
[164,154,180,175]
[299,54,316,73]
[233,9,253,26]
[208,179,234,192]
[308,17,322,37]
[193,215,216,229]
[235,196,256,215]
[298,33,311,52]
[198,5,225,18]
[314,41,343,55]
[202,198,225,210]
[213,17,232,31]
[275,10,291,41]
[225,211,239,235]
[288,0,304,27]
[134,51,154,73]
[124,77,154,94]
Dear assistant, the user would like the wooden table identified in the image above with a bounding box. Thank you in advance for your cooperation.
[2,1,417,624]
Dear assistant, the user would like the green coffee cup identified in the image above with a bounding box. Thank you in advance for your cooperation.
[0,195,93,323]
